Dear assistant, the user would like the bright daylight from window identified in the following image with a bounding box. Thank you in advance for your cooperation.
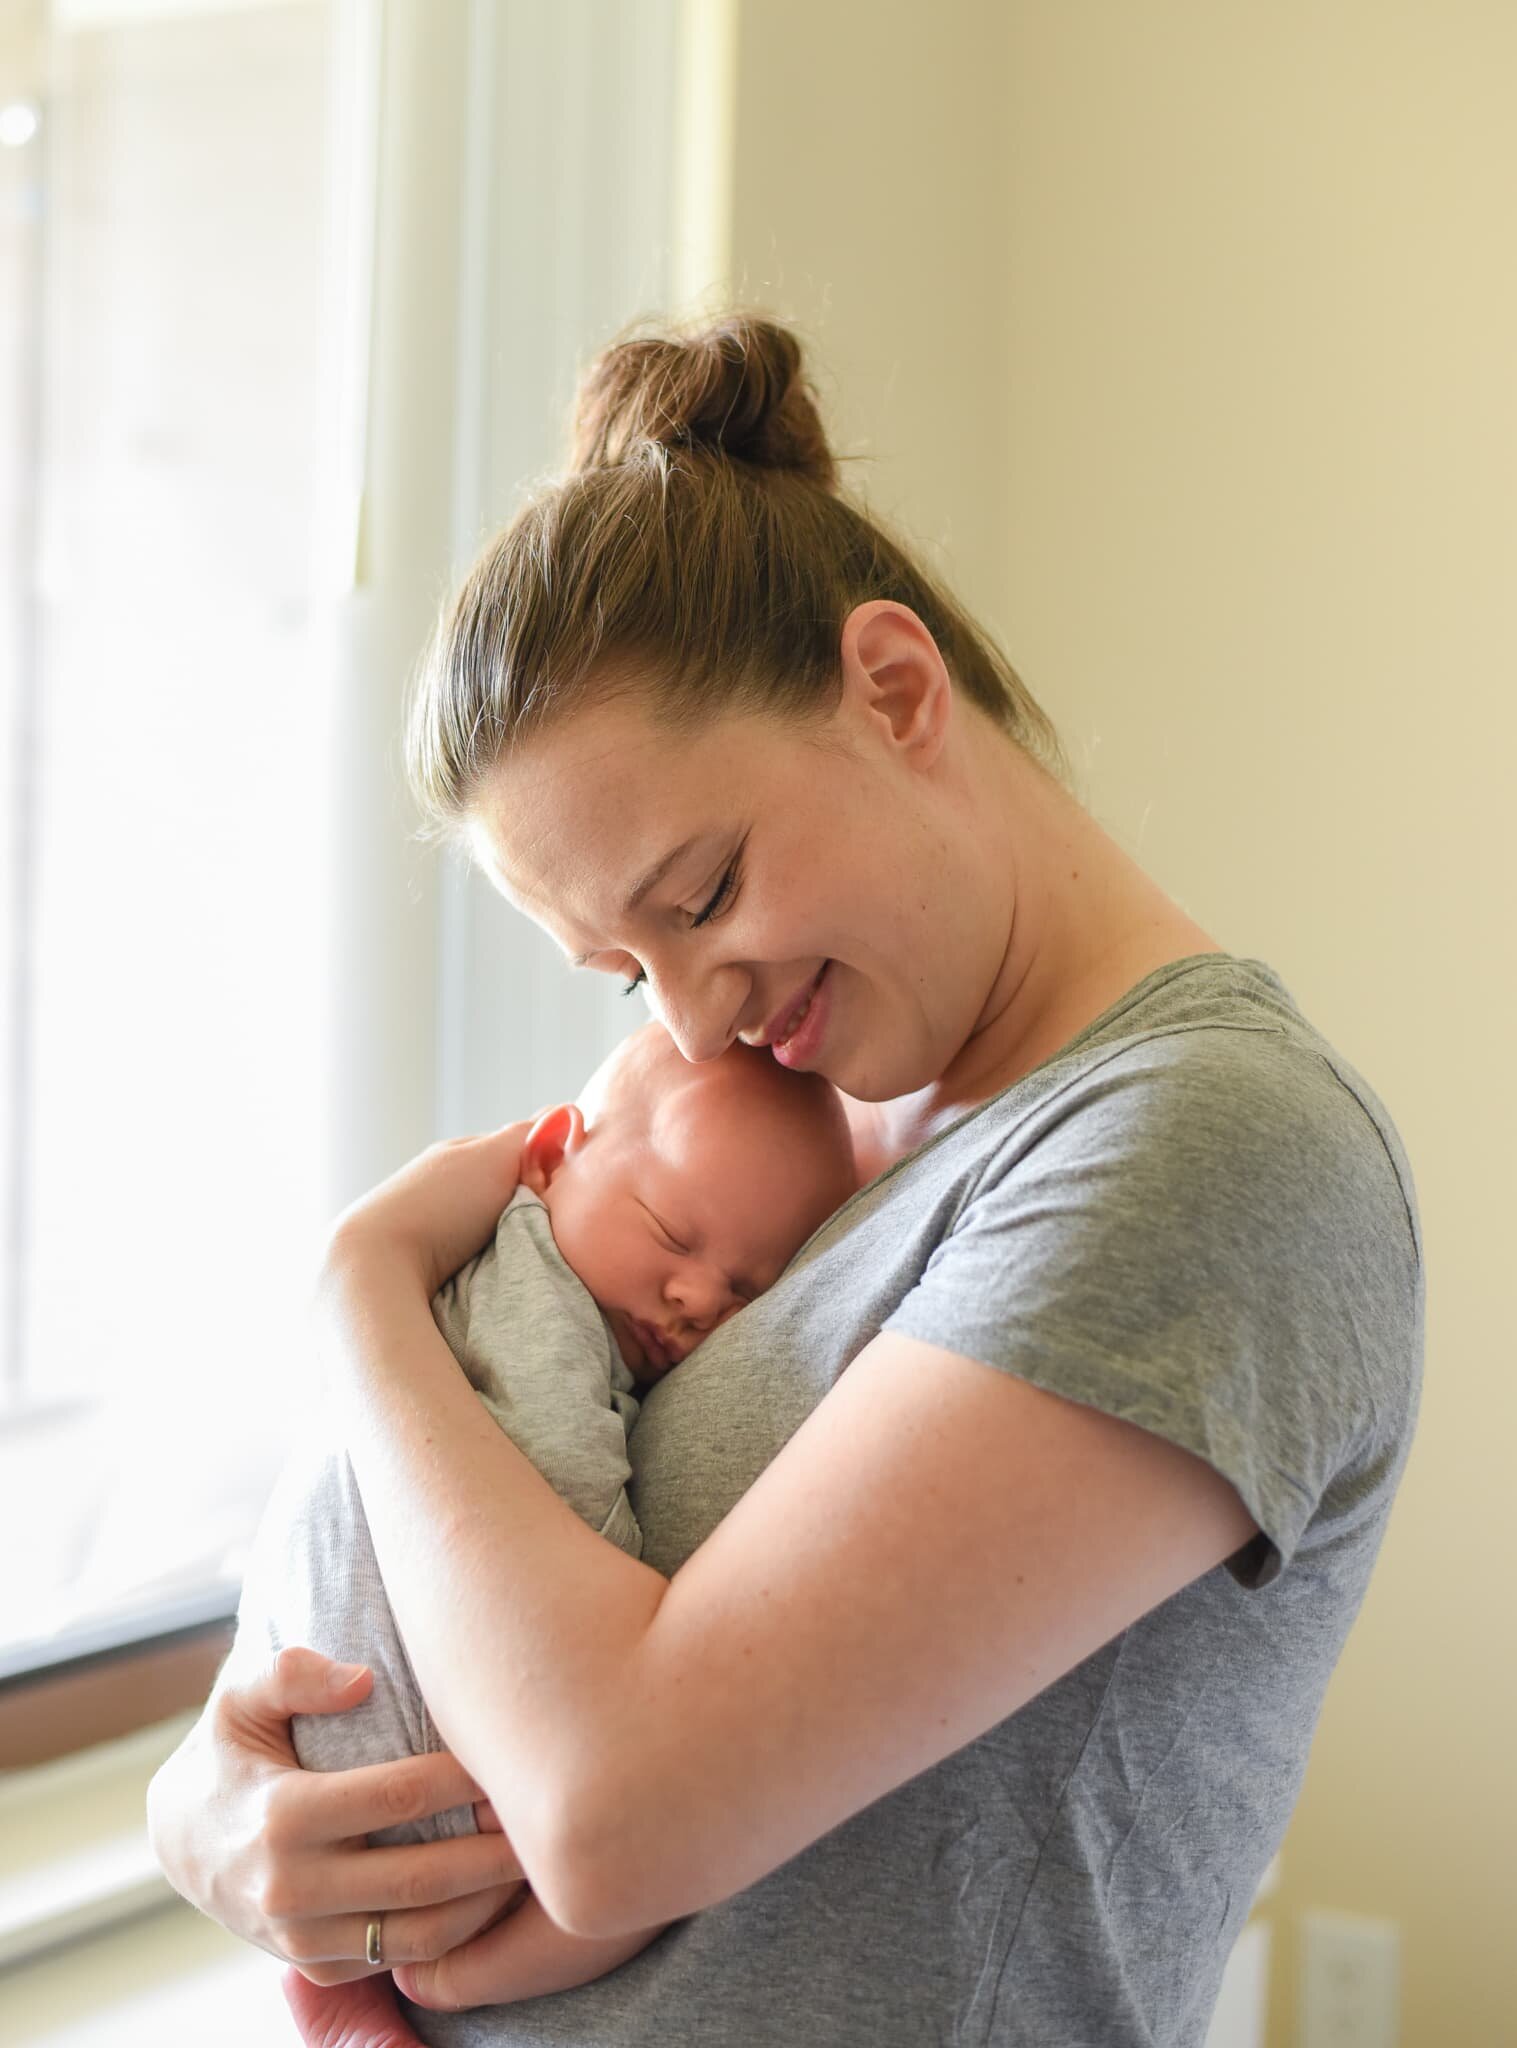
[0,0,341,1670]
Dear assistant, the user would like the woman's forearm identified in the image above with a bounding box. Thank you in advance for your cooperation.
[318,1239,668,1926]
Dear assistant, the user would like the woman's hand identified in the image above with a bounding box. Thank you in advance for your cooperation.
[283,1899,674,2043]
[146,1647,529,1983]
[324,1120,534,1301]
[280,1793,674,2039]
[395,1890,673,2009]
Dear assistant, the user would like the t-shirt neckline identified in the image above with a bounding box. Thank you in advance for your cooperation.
[848,950,1283,1204]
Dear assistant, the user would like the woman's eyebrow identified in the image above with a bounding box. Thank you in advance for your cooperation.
[622,836,704,914]
[566,837,713,965]
[565,831,708,966]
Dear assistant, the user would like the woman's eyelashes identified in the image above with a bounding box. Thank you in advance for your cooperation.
[618,849,743,994]
[690,853,742,928]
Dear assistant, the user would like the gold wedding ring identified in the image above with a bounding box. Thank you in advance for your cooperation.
[365,1915,384,1967]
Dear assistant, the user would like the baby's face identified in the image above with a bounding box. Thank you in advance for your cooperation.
[537,1061,850,1383]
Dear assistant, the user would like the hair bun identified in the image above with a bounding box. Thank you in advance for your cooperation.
[568,311,838,489]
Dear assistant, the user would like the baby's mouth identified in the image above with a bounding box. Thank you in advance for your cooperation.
[627,1314,679,1370]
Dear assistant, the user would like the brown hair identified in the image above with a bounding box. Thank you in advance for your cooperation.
[405,310,1068,844]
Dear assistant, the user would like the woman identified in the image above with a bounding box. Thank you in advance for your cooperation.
[148,314,1422,2047]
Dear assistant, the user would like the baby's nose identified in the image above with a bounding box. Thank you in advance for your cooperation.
[668,1263,736,1325]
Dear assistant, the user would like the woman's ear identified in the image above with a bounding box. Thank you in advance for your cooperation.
[839,599,953,768]
[520,1102,586,1194]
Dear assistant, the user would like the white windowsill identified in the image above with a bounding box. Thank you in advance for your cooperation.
[0,1715,288,2046]
[0,1716,193,1970]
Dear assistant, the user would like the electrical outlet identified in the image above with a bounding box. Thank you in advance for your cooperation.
[1299,1909,1400,2048]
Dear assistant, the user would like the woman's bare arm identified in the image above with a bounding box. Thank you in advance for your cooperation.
[148,1124,1255,1970]
[321,1236,1258,1941]
[145,1647,529,1978]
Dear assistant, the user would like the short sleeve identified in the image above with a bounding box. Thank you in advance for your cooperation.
[882,1028,1421,1586]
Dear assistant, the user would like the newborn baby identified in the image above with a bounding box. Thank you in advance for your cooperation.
[512,1017,856,1387]
[230,1022,856,1860]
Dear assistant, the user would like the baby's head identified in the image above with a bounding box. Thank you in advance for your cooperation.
[519,1022,857,1383]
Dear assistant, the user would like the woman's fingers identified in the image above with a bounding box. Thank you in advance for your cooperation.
[281,1748,500,1851]
[150,1645,529,1989]
[288,1881,529,1984]
[394,1890,670,2010]
[324,1120,532,1299]
[211,1645,376,1764]
[281,1830,527,1917]
[394,1902,537,2012]
[282,1966,426,2048]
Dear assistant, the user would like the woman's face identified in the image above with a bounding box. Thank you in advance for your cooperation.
[468,609,1010,1103]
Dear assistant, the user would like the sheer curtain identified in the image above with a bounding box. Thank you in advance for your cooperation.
[0,0,682,1674]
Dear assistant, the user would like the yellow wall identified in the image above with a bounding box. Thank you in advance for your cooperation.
[709,4,1517,2041]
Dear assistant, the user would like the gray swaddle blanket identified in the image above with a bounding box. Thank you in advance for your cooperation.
[230,1185,641,1844]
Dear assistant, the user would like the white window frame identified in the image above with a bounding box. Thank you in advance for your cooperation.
[3,0,693,1704]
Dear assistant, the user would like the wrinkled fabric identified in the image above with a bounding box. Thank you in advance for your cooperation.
[232,1187,642,1842]
[243,955,1423,2047]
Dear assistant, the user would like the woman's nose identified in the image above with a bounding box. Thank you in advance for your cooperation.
[646,964,745,1065]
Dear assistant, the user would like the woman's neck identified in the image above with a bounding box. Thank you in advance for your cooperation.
[848,748,1224,1179]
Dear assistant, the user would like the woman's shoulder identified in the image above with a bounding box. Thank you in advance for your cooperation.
[913,955,1406,1181]
[1055,956,1420,1259]
[859,959,1423,1582]
[846,952,1422,1316]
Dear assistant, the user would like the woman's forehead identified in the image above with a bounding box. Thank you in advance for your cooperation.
[472,706,767,926]
[477,696,827,847]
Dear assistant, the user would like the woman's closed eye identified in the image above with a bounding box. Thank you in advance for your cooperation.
[690,852,742,929]
[619,852,743,994]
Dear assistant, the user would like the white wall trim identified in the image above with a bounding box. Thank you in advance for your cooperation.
[0,1715,193,1971]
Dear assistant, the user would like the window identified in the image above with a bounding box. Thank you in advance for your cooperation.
[0,0,683,1723]
[1,0,346,1675]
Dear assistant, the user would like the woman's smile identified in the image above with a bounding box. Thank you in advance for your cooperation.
[763,961,833,1070]
[471,696,964,1103]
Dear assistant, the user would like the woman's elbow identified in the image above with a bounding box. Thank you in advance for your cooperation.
[524,1769,666,1940]
[523,1842,612,1941]
[538,1862,668,1943]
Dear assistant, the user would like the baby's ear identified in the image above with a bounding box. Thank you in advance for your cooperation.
[519,1102,585,1194]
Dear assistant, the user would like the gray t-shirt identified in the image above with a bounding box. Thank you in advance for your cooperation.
[442,953,1421,2048]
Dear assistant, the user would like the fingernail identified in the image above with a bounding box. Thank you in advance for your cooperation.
[326,1662,366,1691]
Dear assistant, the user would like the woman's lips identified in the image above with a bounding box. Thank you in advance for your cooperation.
[770,961,831,1070]
[757,964,829,1047]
